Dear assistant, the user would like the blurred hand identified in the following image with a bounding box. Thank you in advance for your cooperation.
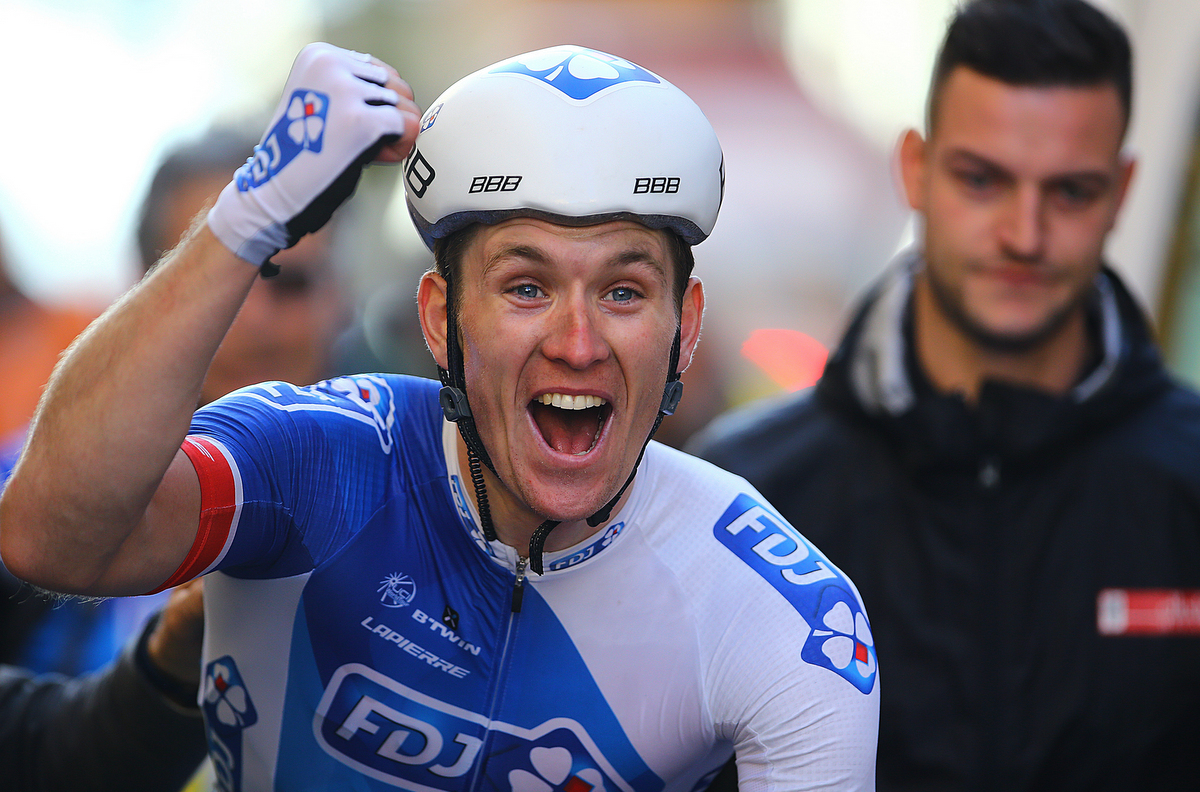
[145,577,205,686]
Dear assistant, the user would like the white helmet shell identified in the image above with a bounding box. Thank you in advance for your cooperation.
[404,45,724,250]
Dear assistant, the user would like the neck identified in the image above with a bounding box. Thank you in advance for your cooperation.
[912,274,1093,404]
[454,435,622,558]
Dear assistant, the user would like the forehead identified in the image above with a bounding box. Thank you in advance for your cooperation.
[932,67,1126,173]
[465,217,673,279]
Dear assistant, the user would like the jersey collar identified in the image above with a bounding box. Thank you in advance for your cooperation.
[440,418,639,574]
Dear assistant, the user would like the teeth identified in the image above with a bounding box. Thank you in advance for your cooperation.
[535,393,607,410]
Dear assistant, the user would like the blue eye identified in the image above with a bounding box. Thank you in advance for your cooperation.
[513,284,543,299]
[609,287,637,303]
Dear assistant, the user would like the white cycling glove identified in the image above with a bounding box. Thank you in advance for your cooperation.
[208,43,407,268]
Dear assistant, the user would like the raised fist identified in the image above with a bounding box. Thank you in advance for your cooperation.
[208,43,419,268]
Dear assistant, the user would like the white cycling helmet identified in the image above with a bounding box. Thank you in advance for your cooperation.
[404,44,724,250]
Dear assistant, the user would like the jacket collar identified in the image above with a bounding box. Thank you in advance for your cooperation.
[819,250,1170,468]
[843,250,1132,417]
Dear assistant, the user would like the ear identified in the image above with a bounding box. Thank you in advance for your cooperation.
[898,128,928,213]
[1110,152,1137,224]
[417,271,450,370]
[675,277,705,375]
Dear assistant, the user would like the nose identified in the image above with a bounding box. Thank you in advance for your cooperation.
[541,294,611,370]
[998,185,1045,262]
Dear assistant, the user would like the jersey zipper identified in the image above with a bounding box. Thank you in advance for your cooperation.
[466,555,528,789]
[511,556,528,613]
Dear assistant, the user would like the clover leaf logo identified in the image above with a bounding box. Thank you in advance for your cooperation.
[490,46,659,101]
[508,746,606,792]
[204,657,258,729]
[286,90,326,151]
[808,598,877,692]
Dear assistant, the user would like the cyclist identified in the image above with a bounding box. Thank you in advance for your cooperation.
[1,43,878,789]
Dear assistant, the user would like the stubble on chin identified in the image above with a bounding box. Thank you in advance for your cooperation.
[922,263,1090,355]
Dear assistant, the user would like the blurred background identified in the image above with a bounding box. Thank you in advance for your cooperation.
[4,0,1200,448]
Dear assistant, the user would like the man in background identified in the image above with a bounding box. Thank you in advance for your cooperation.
[692,0,1200,789]
[135,126,349,407]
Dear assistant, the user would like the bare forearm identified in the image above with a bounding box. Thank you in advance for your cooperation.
[0,44,416,596]
[0,224,257,593]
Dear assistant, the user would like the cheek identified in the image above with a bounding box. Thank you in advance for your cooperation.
[624,332,676,403]
[461,330,525,417]
[925,200,995,263]
[1054,214,1112,261]
[462,344,500,396]
[929,186,980,226]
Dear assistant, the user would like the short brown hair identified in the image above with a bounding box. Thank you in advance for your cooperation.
[927,0,1132,137]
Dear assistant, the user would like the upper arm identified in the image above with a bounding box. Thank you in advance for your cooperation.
[0,445,202,598]
[705,490,880,790]
[713,601,879,791]
[91,447,203,596]
[729,670,879,791]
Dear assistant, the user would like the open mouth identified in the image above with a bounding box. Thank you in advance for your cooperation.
[529,393,610,456]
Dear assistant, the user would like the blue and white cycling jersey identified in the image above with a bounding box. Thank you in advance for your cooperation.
[174,374,878,791]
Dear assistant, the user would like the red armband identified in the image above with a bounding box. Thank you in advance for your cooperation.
[146,436,240,594]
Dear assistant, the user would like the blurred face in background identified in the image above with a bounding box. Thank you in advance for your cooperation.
[154,172,347,405]
[900,66,1133,352]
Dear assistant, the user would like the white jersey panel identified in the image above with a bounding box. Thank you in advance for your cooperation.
[202,572,311,792]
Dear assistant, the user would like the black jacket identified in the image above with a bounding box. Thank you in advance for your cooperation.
[0,614,208,792]
[690,257,1200,791]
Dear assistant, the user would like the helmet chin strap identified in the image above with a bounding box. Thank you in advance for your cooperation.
[437,293,498,543]
[438,278,684,574]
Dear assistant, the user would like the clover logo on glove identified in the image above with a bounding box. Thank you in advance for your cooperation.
[287,91,327,150]
[236,89,331,192]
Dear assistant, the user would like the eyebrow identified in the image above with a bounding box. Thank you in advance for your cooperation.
[943,148,1114,188]
[483,242,669,282]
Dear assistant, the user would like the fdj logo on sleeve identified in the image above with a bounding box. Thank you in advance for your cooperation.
[237,90,330,191]
[715,493,877,694]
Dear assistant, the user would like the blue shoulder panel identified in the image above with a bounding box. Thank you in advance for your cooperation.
[713,493,877,694]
